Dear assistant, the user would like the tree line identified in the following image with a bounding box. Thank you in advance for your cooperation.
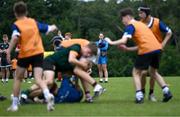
[0,0,179,76]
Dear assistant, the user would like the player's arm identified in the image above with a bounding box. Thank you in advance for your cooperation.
[68,51,88,70]
[6,24,20,62]
[105,36,128,45]
[105,25,134,46]
[159,21,173,48]
[118,45,138,52]
[36,22,58,35]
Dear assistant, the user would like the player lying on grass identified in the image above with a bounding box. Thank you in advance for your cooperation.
[105,8,172,104]
[20,76,83,104]
[19,57,95,104]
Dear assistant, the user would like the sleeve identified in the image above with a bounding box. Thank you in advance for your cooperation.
[69,44,81,57]
[159,21,171,33]
[11,24,20,38]
[36,22,49,33]
[122,24,135,38]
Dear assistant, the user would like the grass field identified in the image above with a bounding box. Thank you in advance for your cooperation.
[0,77,180,116]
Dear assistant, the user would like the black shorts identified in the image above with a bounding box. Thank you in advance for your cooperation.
[17,53,44,68]
[135,50,161,70]
[1,58,11,68]
[43,59,55,71]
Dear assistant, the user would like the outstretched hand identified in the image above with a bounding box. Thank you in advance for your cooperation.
[117,44,128,51]
[104,37,111,43]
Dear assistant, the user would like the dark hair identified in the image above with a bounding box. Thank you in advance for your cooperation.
[87,42,98,56]
[138,4,151,16]
[3,34,8,38]
[13,1,27,17]
[120,8,134,17]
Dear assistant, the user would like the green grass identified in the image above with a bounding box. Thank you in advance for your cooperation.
[0,77,180,116]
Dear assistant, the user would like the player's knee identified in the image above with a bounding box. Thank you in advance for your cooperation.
[132,68,139,76]
[141,70,148,77]
[47,78,54,86]
[149,68,158,78]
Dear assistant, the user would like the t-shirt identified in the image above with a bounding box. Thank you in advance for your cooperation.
[45,44,81,72]
[0,42,9,59]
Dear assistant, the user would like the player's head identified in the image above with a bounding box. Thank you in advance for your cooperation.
[51,36,63,47]
[138,5,151,20]
[82,42,97,58]
[120,8,134,26]
[65,32,72,40]
[99,33,104,39]
[3,34,8,42]
[13,1,28,18]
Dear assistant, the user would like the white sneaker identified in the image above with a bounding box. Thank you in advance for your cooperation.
[99,78,103,83]
[93,84,102,92]
[7,105,18,112]
[149,94,157,102]
[105,78,108,83]
[47,94,55,111]
[93,84,106,99]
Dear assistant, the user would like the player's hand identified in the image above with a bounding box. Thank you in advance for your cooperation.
[104,37,111,43]
[117,44,128,51]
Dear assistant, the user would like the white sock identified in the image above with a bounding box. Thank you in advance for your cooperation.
[2,78,5,82]
[6,78,9,81]
[105,78,108,81]
[12,97,19,107]
[162,86,169,94]
[94,84,102,92]
[100,78,103,81]
[136,91,143,100]
[43,88,50,100]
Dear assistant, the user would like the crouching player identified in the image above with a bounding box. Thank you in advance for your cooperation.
[43,43,105,100]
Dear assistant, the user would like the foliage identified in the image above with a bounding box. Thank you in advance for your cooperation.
[0,0,179,76]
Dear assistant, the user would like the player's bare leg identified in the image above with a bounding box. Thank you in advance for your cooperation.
[98,65,103,83]
[7,66,26,111]
[40,70,55,111]
[148,77,157,102]
[74,66,105,99]
[80,79,93,103]
[149,67,172,102]
[132,68,144,104]
[141,71,147,95]
[102,64,108,83]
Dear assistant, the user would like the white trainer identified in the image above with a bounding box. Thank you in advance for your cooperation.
[47,94,55,111]
[149,94,157,102]
[93,84,106,99]
[7,105,18,112]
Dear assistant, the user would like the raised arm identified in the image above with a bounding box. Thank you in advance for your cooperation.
[36,22,58,35]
